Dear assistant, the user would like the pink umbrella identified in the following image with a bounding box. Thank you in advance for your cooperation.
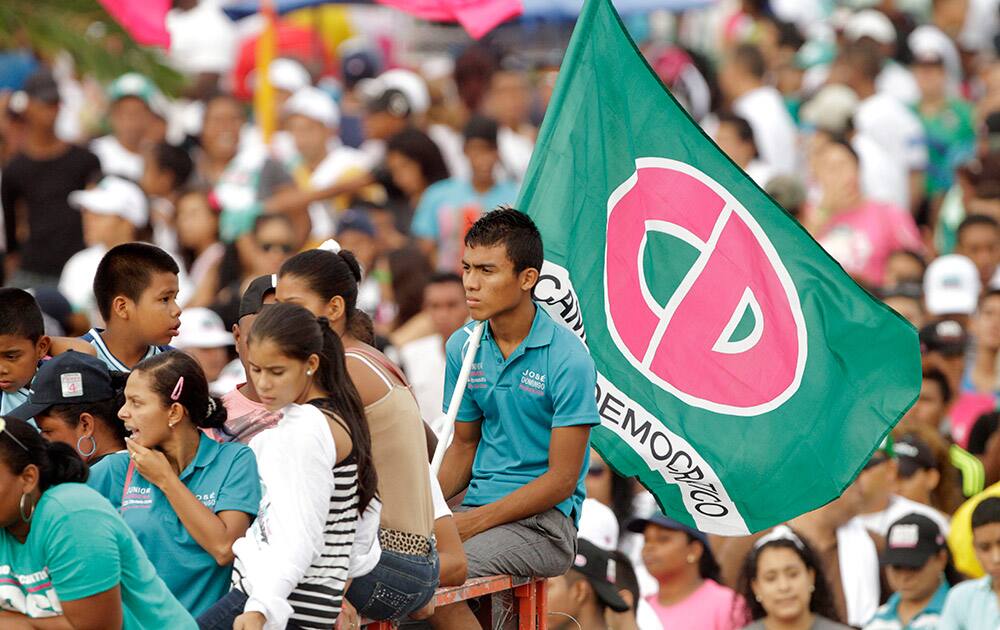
[98,0,172,47]
[376,0,522,39]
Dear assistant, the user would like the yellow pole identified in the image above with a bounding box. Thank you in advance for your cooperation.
[254,0,278,143]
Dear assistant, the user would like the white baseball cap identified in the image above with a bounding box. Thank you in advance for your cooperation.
[924,254,981,316]
[68,176,148,228]
[800,84,860,135]
[909,25,962,80]
[359,68,430,116]
[283,86,340,129]
[844,9,896,45]
[173,307,234,350]
[261,58,312,94]
[579,498,620,553]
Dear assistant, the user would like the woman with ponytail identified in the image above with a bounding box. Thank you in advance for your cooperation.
[87,350,261,617]
[277,245,440,621]
[0,415,197,628]
[197,303,378,630]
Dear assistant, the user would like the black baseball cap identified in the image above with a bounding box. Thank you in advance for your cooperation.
[895,434,937,478]
[571,538,630,613]
[238,274,278,320]
[626,512,710,547]
[8,352,114,421]
[365,88,412,117]
[23,68,60,104]
[919,319,968,357]
[881,513,946,568]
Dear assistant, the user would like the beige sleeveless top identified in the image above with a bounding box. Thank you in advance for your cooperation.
[346,350,435,538]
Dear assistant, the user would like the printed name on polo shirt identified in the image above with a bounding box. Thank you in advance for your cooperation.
[121,484,153,511]
[196,492,218,508]
[519,369,547,395]
[468,362,487,389]
[0,564,63,617]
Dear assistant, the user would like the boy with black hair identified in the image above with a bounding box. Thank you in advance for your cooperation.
[141,142,195,254]
[82,242,181,371]
[0,288,50,415]
[939,497,1000,628]
[955,214,1000,288]
[432,207,599,629]
[546,538,630,630]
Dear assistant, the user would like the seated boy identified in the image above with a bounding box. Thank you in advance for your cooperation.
[432,208,599,629]
[82,242,181,371]
[0,288,52,415]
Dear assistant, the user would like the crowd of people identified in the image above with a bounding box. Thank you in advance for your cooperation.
[2,0,1000,629]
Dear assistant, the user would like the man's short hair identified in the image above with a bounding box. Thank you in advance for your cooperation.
[730,43,766,80]
[427,272,463,288]
[971,496,1000,530]
[93,243,179,321]
[922,366,953,404]
[717,111,759,155]
[465,206,544,273]
[150,142,194,190]
[0,289,45,343]
[957,214,1000,242]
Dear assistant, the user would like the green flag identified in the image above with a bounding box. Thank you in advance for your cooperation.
[519,0,921,535]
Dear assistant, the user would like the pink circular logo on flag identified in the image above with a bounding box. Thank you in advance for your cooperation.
[604,158,807,416]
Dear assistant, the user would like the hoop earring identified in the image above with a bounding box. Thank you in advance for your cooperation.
[76,435,97,458]
[19,494,35,523]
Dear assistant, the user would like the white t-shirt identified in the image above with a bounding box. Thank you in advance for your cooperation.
[59,244,107,325]
[398,334,446,430]
[853,133,910,211]
[733,86,799,176]
[498,126,534,183]
[90,135,144,182]
[876,62,920,106]
[854,93,928,172]
[306,144,370,241]
[856,494,951,537]
[430,474,451,520]
[744,159,776,188]
[166,2,238,75]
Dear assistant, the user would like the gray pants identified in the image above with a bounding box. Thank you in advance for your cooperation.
[455,506,578,578]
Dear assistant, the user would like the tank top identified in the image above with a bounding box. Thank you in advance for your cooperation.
[346,347,435,538]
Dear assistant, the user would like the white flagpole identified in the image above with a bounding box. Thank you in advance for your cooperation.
[431,321,486,475]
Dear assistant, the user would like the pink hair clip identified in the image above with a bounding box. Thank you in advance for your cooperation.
[170,376,185,401]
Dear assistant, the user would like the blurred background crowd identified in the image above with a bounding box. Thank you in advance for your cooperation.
[5,0,1000,628]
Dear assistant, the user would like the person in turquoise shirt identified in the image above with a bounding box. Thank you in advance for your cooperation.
[411,116,519,273]
[0,415,195,628]
[432,208,598,629]
[864,513,959,630]
[939,497,1000,629]
[88,350,260,617]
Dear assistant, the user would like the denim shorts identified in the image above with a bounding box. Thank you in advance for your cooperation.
[345,546,440,621]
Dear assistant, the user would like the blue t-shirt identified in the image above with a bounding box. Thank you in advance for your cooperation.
[80,328,171,372]
[939,576,1000,630]
[0,483,195,628]
[88,433,261,616]
[443,304,599,524]
[1,387,30,416]
[411,178,519,272]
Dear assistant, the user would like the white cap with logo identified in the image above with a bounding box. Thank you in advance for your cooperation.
[844,9,896,45]
[924,254,982,316]
[173,307,234,350]
[283,86,340,129]
[68,176,148,228]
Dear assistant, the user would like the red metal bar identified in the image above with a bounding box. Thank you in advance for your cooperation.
[514,581,536,630]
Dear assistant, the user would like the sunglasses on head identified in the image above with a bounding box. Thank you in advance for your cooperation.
[258,241,295,254]
[588,464,608,477]
[0,417,28,452]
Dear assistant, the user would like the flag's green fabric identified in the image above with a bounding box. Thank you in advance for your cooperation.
[518,0,921,534]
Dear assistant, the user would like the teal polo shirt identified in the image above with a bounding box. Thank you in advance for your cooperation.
[939,576,1000,630]
[864,580,948,629]
[443,303,599,525]
[87,433,261,617]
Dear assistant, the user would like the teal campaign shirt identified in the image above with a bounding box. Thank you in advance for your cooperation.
[411,178,519,272]
[939,576,1000,630]
[443,304,599,524]
[0,483,195,628]
[864,580,948,629]
[88,433,261,616]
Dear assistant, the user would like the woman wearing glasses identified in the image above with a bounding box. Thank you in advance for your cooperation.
[0,416,196,629]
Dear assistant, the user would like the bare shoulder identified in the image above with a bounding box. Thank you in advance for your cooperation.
[345,353,392,406]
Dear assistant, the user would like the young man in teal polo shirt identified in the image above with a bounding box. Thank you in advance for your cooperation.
[432,208,599,629]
